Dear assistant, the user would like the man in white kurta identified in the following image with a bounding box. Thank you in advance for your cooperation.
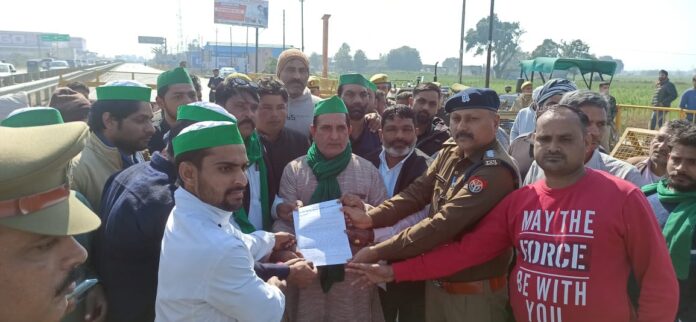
[155,121,285,322]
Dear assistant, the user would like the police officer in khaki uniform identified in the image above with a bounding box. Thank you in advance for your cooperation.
[345,88,520,322]
[0,122,101,322]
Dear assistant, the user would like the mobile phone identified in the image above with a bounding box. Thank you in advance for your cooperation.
[67,279,98,303]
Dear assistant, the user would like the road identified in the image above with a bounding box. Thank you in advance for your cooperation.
[88,63,211,102]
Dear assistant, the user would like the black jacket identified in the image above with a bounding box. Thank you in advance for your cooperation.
[364,148,433,195]
[416,117,451,157]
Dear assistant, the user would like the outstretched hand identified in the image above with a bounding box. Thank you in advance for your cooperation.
[340,194,372,229]
[346,262,395,289]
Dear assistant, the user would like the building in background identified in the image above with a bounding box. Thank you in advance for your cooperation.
[186,42,286,74]
[0,30,88,66]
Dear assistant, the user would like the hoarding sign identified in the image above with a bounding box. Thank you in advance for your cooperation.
[138,36,166,45]
[214,0,269,28]
[40,34,70,42]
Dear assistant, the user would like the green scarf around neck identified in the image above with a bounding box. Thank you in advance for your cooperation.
[306,142,352,292]
[232,131,271,233]
[642,179,696,279]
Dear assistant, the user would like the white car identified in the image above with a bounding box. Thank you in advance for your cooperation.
[49,60,70,70]
[0,63,16,77]
[219,67,237,78]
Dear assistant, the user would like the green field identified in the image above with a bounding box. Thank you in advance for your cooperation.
[373,71,693,106]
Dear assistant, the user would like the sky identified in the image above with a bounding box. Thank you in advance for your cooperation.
[4,0,696,71]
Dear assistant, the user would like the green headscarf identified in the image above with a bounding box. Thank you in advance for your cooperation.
[232,131,271,233]
[306,141,352,292]
[642,179,696,279]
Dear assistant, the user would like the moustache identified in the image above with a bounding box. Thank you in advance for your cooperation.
[286,79,303,87]
[56,267,83,297]
[387,139,411,148]
[238,118,255,128]
[542,153,566,159]
[454,132,474,140]
[225,186,246,196]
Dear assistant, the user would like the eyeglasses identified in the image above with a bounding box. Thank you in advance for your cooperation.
[229,77,260,90]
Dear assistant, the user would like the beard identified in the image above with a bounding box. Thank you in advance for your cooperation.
[415,110,432,127]
[668,173,696,192]
[113,134,150,154]
[383,140,416,158]
[197,180,246,212]
[348,104,367,121]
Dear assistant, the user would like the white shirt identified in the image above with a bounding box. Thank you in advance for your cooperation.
[373,149,429,243]
[246,165,263,230]
[510,106,536,140]
[156,188,284,322]
[524,149,649,188]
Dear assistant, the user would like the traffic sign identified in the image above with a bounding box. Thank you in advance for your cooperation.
[40,34,70,42]
[138,36,165,45]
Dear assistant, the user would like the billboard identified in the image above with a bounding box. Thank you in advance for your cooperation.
[214,0,269,28]
[138,36,165,45]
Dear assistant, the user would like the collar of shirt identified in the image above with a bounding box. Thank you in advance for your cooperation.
[379,148,413,197]
[174,187,233,227]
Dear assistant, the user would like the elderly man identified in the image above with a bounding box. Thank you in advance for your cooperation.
[272,96,388,322]
[510,79,577,140]
[148,67,197,153]
[276,49,321,137]
[627,119,692,184]
[345,88,520,322]
[71,80,155,210]
[643,125,696,321]
[339,74,382,159]
[360,105,432,322]
[525,90,647,187]
[0,122,101,322]
[156,121,292,321]
[348,104,679,322]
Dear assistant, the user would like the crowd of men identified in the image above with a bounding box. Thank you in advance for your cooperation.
[0,47,695,322]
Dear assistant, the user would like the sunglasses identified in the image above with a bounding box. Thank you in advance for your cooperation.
[229,77,260,90]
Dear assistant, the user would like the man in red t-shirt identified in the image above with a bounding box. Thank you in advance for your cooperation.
[347,104,679,322]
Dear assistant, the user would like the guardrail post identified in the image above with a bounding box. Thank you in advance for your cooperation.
[615,105,622,134]
[132,72,136,80]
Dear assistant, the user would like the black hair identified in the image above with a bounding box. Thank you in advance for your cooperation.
[381,104,415,127]
[157,85,169,99]
[559,90,608,112]
[166,119,197,158]
[396,91,413,101]
[65,81,90,95]
[664,119,693,137]
[87,100,143,133]
[257,76,289,102]
[671,126,696,149]
[537,104,590,134]
[412,82,441,99]
[659,69,668,76]
[215,79,260,107]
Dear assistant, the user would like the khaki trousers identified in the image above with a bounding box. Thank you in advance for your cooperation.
[424,280,509,322]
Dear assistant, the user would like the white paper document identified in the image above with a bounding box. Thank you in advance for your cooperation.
[293,199,352,266]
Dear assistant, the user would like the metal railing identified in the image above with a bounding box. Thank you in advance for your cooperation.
[615,104,696,134]
[0,63,121,106]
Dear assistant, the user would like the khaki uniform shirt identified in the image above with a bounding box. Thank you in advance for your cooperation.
[369,139,519,282]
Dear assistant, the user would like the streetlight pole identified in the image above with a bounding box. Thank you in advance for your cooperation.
[300,0,305,52]
[484,0,495,88]
[458,0,466,84]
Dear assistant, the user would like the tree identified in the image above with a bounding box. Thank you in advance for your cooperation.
[560,39,595,59]
[309,52,322,72]
[263,57,277,74]
[464,14,524,78]
[334,43,353,73]
[599,55,624,74]
[531,39,560,58]
[385,46,422,71]
[353,50,368,73]
[442,57,461,74]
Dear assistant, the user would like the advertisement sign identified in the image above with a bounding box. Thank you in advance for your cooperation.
[214,0,269,28]
[138,36,165,45]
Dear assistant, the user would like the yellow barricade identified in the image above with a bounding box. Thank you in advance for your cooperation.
[616,104,696,134]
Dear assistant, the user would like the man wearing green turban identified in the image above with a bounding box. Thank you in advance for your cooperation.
[271,95,388,321]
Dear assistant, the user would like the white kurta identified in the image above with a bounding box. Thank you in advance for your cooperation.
[155,188,284,322]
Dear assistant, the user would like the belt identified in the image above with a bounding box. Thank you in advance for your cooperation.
[433,275,507,295]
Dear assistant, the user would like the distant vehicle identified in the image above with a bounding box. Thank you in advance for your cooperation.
[219,67,237,78]
[49,60,70,70]
[0,63,16,77]
[40,58,54,70]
